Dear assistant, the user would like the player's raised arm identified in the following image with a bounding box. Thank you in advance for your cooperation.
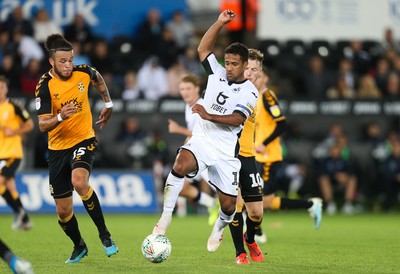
[197,10,235,62]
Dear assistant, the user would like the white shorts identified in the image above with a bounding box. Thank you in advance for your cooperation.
[181,136,241,196]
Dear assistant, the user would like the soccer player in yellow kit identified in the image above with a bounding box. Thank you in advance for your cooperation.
[35,34,118,263]
[228,49,264,264]
[0,75,34,231]
[254,57,322,243]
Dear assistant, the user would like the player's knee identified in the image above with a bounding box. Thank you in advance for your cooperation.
[248,210,263,222]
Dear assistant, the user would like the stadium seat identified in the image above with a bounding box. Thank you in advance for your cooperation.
[259,39,282,67]
[311,40,332,58]
[285,39,307,57]
[362,40,385,59]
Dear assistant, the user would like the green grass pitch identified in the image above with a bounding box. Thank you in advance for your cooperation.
[0,212,399,273]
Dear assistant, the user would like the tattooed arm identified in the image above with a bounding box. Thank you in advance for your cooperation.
[92,70,113,129]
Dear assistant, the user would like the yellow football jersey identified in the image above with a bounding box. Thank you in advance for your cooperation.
[255,89,286,163]
[0,100,30,158]
[35,65,97,150]
[239,104,256,157]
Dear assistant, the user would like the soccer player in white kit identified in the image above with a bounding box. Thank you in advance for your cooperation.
[167,75,217,216]
[152,10,258,253]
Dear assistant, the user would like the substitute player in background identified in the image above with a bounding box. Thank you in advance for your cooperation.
[35,34,118,264]
[228,49,265,264]
[152,10,258,254]
[254,62,322,243]
[0,75,34,231]
[0,238,33,274]
[167,74,218,220]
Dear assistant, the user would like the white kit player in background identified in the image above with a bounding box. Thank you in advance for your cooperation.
[167,75,218,220]
[152,9,258,254]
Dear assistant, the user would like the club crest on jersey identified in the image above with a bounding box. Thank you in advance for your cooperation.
[53,93,59,101]
[270,105,281,117]
[231,87,241,94]
[78,82,85,92]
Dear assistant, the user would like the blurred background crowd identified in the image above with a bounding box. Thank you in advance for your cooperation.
[1,0,400,213]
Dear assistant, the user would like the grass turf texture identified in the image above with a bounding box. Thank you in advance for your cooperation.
[0,212,398,273]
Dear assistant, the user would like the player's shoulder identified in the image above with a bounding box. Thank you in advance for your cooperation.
[7,98,28,116]
[263,89,280,104]
[73,64,97,75]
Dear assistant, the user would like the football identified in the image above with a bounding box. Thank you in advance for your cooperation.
[141,234,172,263]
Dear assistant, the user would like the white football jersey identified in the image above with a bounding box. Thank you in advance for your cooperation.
[185,98,203,131]
[192,53,258,157]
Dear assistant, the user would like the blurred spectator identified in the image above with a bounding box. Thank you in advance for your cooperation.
[344,40,372,75]
[19,58,42,96]
[380,140,400,211]
[166,60,188,98]
[317,144,358,215]
[166,10,195,53]
[382,27,400,54]
[179,44,202,76]
[137,55,168,100]
[156,27,180,68]
[64,13,94,54]
[0,54,21,96]
[71,40,91,65]
[312,123,345,160]
[33,8,63,44]
[116,116,150,169]
[13,27,44,68]
[121,70,141,100]
[301,55,332,98]
[373,58,391,93]
[90,38,112,73]
[357,75,382,99]
[135,8,165,56]
[220,0,260,47]
[336,58,358,90]
[385,72,400,98]
[4,5,33,40]
[326,74,356,99]
[0,28,14,55]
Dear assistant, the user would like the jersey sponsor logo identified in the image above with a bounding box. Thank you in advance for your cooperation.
[35,98,41,110]
[61,97,83,113]
[219,78,226,82]
[216,92,229,105]
[211,103,228,114]
[270,105,281,117]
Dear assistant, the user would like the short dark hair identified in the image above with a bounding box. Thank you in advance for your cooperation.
[225,42,249,62]
[0,75,9,85]
[45,34,73,58]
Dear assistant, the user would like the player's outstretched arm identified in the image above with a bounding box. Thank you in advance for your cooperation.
[197,10,235,62]
[192,104,245,127]
[92,70,113,129]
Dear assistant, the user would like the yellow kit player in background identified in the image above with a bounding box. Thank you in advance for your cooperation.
[254,62,322,243]
[0,75,34,231]
[35,34,118,264]
[228,49,264,264]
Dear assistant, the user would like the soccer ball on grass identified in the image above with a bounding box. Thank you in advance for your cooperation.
[141,234,171,263]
